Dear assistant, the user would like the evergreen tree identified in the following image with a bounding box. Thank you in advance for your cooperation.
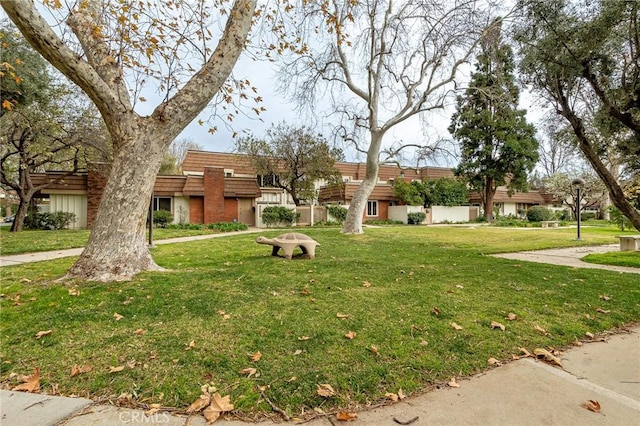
[449,20,538,222]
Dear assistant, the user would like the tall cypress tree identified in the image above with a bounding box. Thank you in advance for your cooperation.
[449,20,538,222]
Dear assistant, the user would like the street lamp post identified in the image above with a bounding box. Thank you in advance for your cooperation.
[572,178,585,240]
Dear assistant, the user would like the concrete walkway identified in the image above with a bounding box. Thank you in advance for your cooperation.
[0,228,264,268]
[492,244,640,274]
[1,327,638,425]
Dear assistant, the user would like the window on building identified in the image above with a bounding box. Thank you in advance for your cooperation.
[153,197,172,212]
[367,200,378,217]
[257,174,280,187]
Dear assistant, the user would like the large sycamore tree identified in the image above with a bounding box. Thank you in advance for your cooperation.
[516,0,640,231]
[1,0,258,280]
[449,20,538,222]
[280,0,494,234]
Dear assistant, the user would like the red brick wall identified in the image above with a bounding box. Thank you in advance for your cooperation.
[189,197,204,224]
[86,166,110,228]
[203,167,226,223]
[223,199,239,222]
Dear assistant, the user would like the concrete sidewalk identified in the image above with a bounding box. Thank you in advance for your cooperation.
[1,327,638,425]
[0,228,264,268]
[492,244,640,274]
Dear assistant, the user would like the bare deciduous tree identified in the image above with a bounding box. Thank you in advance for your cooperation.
[279,0,496,233]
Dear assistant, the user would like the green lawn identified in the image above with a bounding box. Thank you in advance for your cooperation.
[0,228,223,256]
[1,226,639,419]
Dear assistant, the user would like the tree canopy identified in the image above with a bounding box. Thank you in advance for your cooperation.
[515,0,640,231]
[450,20,538,222]
[236,123,343,205]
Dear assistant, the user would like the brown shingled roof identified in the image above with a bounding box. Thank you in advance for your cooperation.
[154,176,188,196]
[224,177,261,198]
[30,173,87,193]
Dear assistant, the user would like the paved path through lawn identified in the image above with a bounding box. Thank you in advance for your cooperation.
[492,244,640,274]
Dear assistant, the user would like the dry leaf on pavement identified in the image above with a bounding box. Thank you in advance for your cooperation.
[203,393,234,424]
[336,411,358,421]
[447,377,460,388]
[186,393,211,414]
[12,368,40,392]
[316,384,335,397]
[533,348,562,367]
[519,347,532,357]
[398,388,406,400]
[145,404,161,417]
[580,400,601,413]
[488,357,501,366]
[385,392,399,402]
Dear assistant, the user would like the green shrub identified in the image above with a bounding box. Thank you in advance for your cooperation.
[364,219,404,225]
[261,206,300,227]
[580,212,596,221]
[607,206,633,231]
[25,211,76,230]
[407,212,426,224]
[526,206,555,222]
[494,216,531,227]
[153,210,173,228]
[327,205,348,223]
[206,222,248,232]
[166,223,204,230]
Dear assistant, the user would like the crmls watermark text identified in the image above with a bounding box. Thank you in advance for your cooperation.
[119,412,171,424]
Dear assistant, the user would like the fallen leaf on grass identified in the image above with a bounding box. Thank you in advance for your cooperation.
[186,393,211,414]
[362,281,372,288]
[68,288,80,296]
[519,347,532,357]
[506,313,517,321]
[293,349,303,356]
[432,307,441,315]
[534,348,562,367]
[450,322,463,330]
[70,365,93,377]
[185,340,196,351]
[113,312,124,321]
[456,284,464,289]
[580,400,601,413]
[447,377,460,388]
[599,294,611,301]
[203,393,234,424]
[316,384,335,397]
[533,324,547,335]
[370,345,379,355]
[133,329,146,335]
[35,330,52,339]
[298,336,310,341]
[239,367,257,377]
[491,321,505,331]
[419,339,428,346]
[250,351,262,362]
[336,412,358,421]
[596,308,610,314]
[488,357,501,366]
[12,368,40,392]
[336,313,349,319]
[345,331,356,340]
[109,366,125,373]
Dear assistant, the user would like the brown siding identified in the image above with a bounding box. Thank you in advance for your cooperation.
[154,176,187,196]
[182,151,256,175]
[224,177,261,198]
[183,176,204,196]
[86,166,110,228]
[30,173,88,193]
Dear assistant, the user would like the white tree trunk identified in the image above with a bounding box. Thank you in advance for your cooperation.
[2,0,257,280]
[342,132,383,234]
[66,131,165,281]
